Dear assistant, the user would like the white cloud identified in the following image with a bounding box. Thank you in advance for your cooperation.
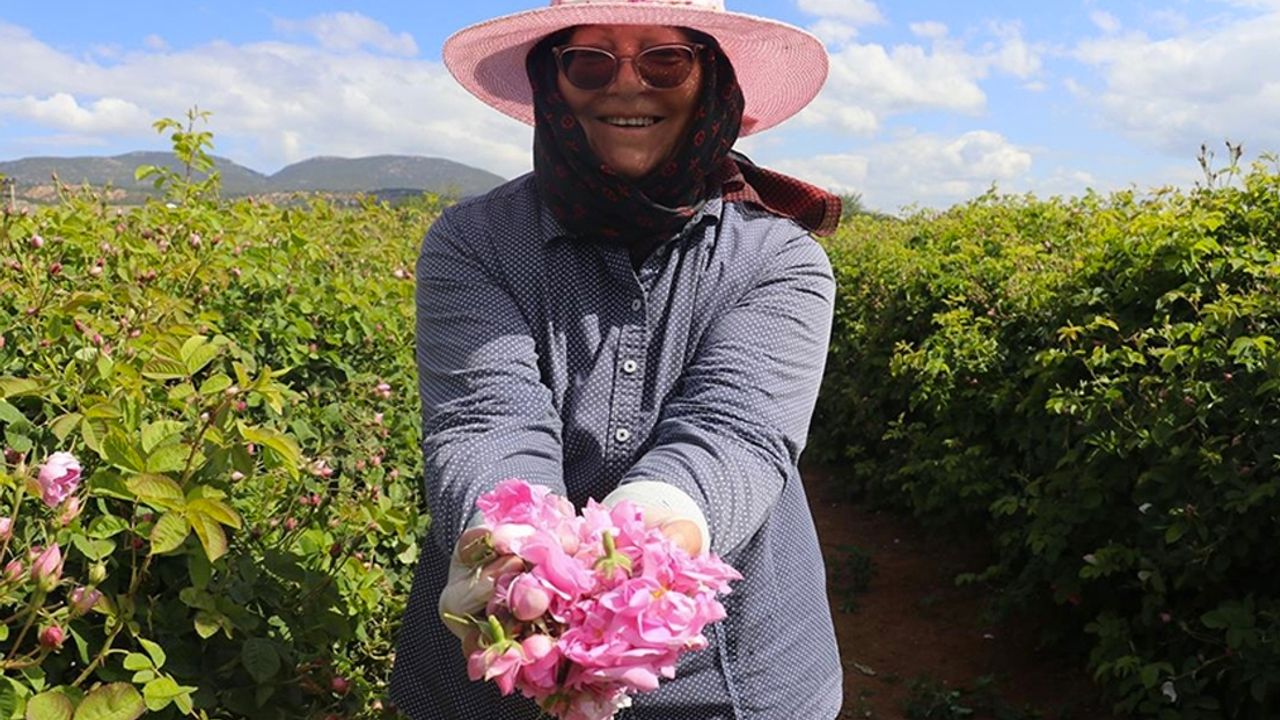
[909,21,949,40]
[0,94,153,133]
[772,130,1034,211]
[808,19,860,46]
[794,19,1044,136]
[144,34,169,52]
[1072,9,1280,154]
[272,12,418,57]
[1090,10,1122,34]
[796,0,884,26]
[0,18,529,178]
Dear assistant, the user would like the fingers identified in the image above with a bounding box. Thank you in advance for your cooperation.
[438,552,527,641]
[455,526,494,565]
[659,518,703,556]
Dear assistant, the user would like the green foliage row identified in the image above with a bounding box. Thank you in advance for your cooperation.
[810,154,1280,718]
[0,116,437,718]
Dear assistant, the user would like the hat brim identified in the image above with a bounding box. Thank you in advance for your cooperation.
[442,4,829,136]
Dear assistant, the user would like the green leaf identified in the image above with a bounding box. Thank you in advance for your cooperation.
[240,638,280,683]
[188,498,243,530]
[126,474,184,509]
[5,428,32,453]
[87,515,130,539]
[236,423,300,480]
[188,549,212,590]
[198,374,233,396]
[141,678,182,711]
[0,377,41,399]
[70,534,116,561]
[80,419,103,455]
[25,690,73,720]
[71,683,144,720]
[141,421,185,454]
[193,611,221,639]
[149,513,190,555]
[141,357,187,381]
[122,653,153,672]
[144,444,190,475]
[0,400,24,424]
[102,433,144,473]
[86,470,132,502]
[189,511,228,562]
[138,638,167,669]
[0,678,18,719]
[49,413,83,442]
[179,336,208,365]
[185,344,220,377]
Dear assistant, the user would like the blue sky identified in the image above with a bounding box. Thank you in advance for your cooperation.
[2,1,1278,211]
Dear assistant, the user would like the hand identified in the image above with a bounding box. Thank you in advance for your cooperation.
[655,517,704,556]
[601,481,710,557]
[438,527,523,647]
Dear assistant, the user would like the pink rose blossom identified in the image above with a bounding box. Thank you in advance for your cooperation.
[460,479,741,719]
[0,516,11,541]
[37,451,81,507]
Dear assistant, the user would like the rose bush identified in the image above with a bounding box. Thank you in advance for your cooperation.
[812,151,1280,717]
[0,113,435,718]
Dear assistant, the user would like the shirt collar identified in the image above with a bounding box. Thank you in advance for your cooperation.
[538,184,725,247]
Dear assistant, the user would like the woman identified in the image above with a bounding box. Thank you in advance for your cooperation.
[390,1,843,718]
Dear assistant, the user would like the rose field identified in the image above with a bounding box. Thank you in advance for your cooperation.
[1,119,1279,719]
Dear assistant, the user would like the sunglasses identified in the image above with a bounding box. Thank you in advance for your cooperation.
[552,43,705,91]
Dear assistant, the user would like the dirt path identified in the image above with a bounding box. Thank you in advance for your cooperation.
[804,464,1118,720]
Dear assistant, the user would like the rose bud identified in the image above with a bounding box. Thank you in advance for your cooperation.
[331,677,350,695]
[4,559,24,583]
[58,496,83,526]
[31,234,44,249]
[507,574,550,621]
[284,517,298,532]
[0,516,11,541]
[49,262,63,276]
[373,412,384,425]
[39,625,64,650]
[88,562,107,585]
[31,544,63,591]
[329,542,343,559]
[89,266,103,277]
[69,586,103,615]
[231,471,245,481]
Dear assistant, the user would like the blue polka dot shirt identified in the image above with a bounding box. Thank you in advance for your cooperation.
[389,173,842,719]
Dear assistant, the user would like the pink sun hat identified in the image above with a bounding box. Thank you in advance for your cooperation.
[442,0,829,136]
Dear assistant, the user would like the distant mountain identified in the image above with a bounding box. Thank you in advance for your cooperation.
[269,155,505,197]
[0,152,506,202]
[0,151,270,194]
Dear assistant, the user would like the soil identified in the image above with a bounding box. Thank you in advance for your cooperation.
[803,464,1120,720]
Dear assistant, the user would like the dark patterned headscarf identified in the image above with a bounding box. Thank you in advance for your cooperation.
[526,30,840,245]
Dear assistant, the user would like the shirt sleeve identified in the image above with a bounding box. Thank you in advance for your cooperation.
[414,208,564,554]
[621,229,835,555]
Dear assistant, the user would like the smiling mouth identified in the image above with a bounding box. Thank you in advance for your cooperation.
[600,116,661,128]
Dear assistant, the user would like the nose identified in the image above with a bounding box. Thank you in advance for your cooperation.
[609,57,646,92]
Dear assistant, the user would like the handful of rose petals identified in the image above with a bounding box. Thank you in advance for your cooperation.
[447,479,742,720]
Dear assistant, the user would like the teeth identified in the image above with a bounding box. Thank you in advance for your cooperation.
[603,117,657,127]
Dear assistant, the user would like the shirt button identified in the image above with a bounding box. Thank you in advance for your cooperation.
[614,428,632,443]
[631,298,643,312]
[622,359,639,374]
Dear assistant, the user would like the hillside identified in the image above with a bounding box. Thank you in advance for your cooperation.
[0,151,506,203]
